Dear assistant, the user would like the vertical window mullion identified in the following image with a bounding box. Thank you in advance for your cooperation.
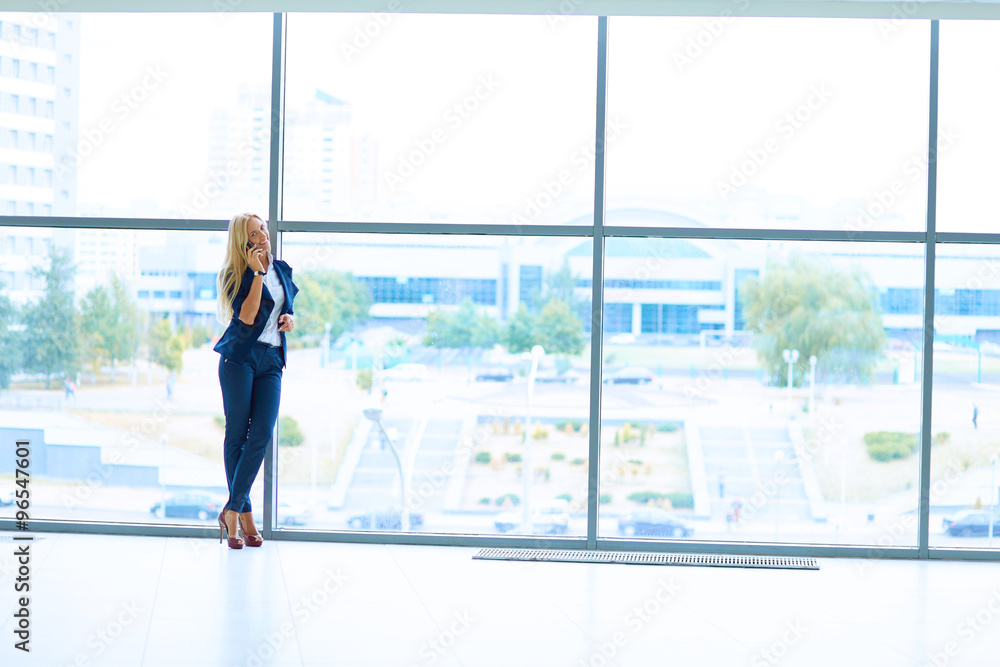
[918,19,940,559]
[263,11,287,541]
[586,16,609,550]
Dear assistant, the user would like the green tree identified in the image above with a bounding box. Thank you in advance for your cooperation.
[292,270,370,343]
[504,259,588,357]
[0,283,20,391]
[278,415,305,447]
[20,248,79,389]
[741,254,887,384]
[148,318,185,373]
[535,298,585,355]
[544,259,579,308]
[423,298,500,350]
[80,275,139,382]
[505,304,536,354]
[186,322,213,347]
[469,302,502,349]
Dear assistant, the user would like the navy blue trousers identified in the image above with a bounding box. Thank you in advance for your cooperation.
[218,342,283,513]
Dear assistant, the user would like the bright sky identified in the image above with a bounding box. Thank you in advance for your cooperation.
[606,16,932,228]
[76,13,272,215]
[70,13,1000,231]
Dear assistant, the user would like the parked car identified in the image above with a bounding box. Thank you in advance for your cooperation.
[384,363,429,381]
[608,333,637,345]
[347,507,424,531]
[534,368,584,384]
[150,493,227,521]
[942,509,1000,537]
[277,501,314,526]
[602,367,655,384]
[251,500,315,527]
[618,508,694,537]
[495,499,571,535]
[475,366,514,382]
[981,341,1000,356]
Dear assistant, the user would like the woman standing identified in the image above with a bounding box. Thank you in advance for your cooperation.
[213,213,299,549]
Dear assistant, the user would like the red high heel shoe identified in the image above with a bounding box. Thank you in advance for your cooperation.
[218,510,243,549]
[238,513,263,547]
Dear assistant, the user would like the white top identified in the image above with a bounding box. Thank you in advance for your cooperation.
[256,265,285,346]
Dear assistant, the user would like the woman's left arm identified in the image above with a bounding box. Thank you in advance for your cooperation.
[284,262,299,315]
[278,262,299,332]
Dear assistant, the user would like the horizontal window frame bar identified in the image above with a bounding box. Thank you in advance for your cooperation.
[0,2,997,21]
[0,216,229,231]
[934,232,1000,245]
[3,518,972,561]
[926,548,1000,561]
[598,538,920,560]
[276,220,597,236]
[5,217,998,244]
[605,227,928,242]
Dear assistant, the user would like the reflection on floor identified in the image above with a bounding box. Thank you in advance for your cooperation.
[1,531,998,666]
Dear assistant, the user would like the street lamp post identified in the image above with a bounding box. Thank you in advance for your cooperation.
[978,342,983,384]
[363,407,409,531]
[839,442,847,536]
[521,345,544,535]
[158,433,167,521]
[782,349,800,407]
[991,455,998,548]
[808,355,817,421]
[321,322,331,369]
[774,449,784,540]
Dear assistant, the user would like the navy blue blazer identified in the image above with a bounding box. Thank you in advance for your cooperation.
[213,258,300,368]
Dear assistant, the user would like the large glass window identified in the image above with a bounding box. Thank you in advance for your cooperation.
[598,239,926,546]
[283,14,597,225]
[0,228,252,525]
[605,17,930,232]
[0,12,272,220]
[930,244,1000,549]
[4,11,1000,558]
[938,21,1000,233]
[276,232,593,536]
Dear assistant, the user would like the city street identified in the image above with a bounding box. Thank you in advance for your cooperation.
[3,341,1000,550]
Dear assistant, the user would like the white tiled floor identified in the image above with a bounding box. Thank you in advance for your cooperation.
[2,532,1000,666]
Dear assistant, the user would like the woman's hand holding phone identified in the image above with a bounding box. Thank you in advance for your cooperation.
[246,241,264,273]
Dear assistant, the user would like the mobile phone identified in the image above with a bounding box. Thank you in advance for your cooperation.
[246,241,254,250]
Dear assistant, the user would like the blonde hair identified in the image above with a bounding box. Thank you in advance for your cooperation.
[217,213,262,325]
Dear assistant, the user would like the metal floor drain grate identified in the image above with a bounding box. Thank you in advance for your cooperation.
[473,548,818,570]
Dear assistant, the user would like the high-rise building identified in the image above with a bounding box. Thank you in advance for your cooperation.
[134,230,225,331]
[0,12,79,304]
[203,85,379,222]
[283,88,378,219]
[0,12,78,217]
[72,228,137,299]
[204,83,270,218]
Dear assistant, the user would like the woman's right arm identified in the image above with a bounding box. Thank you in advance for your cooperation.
[238,247,266,325]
